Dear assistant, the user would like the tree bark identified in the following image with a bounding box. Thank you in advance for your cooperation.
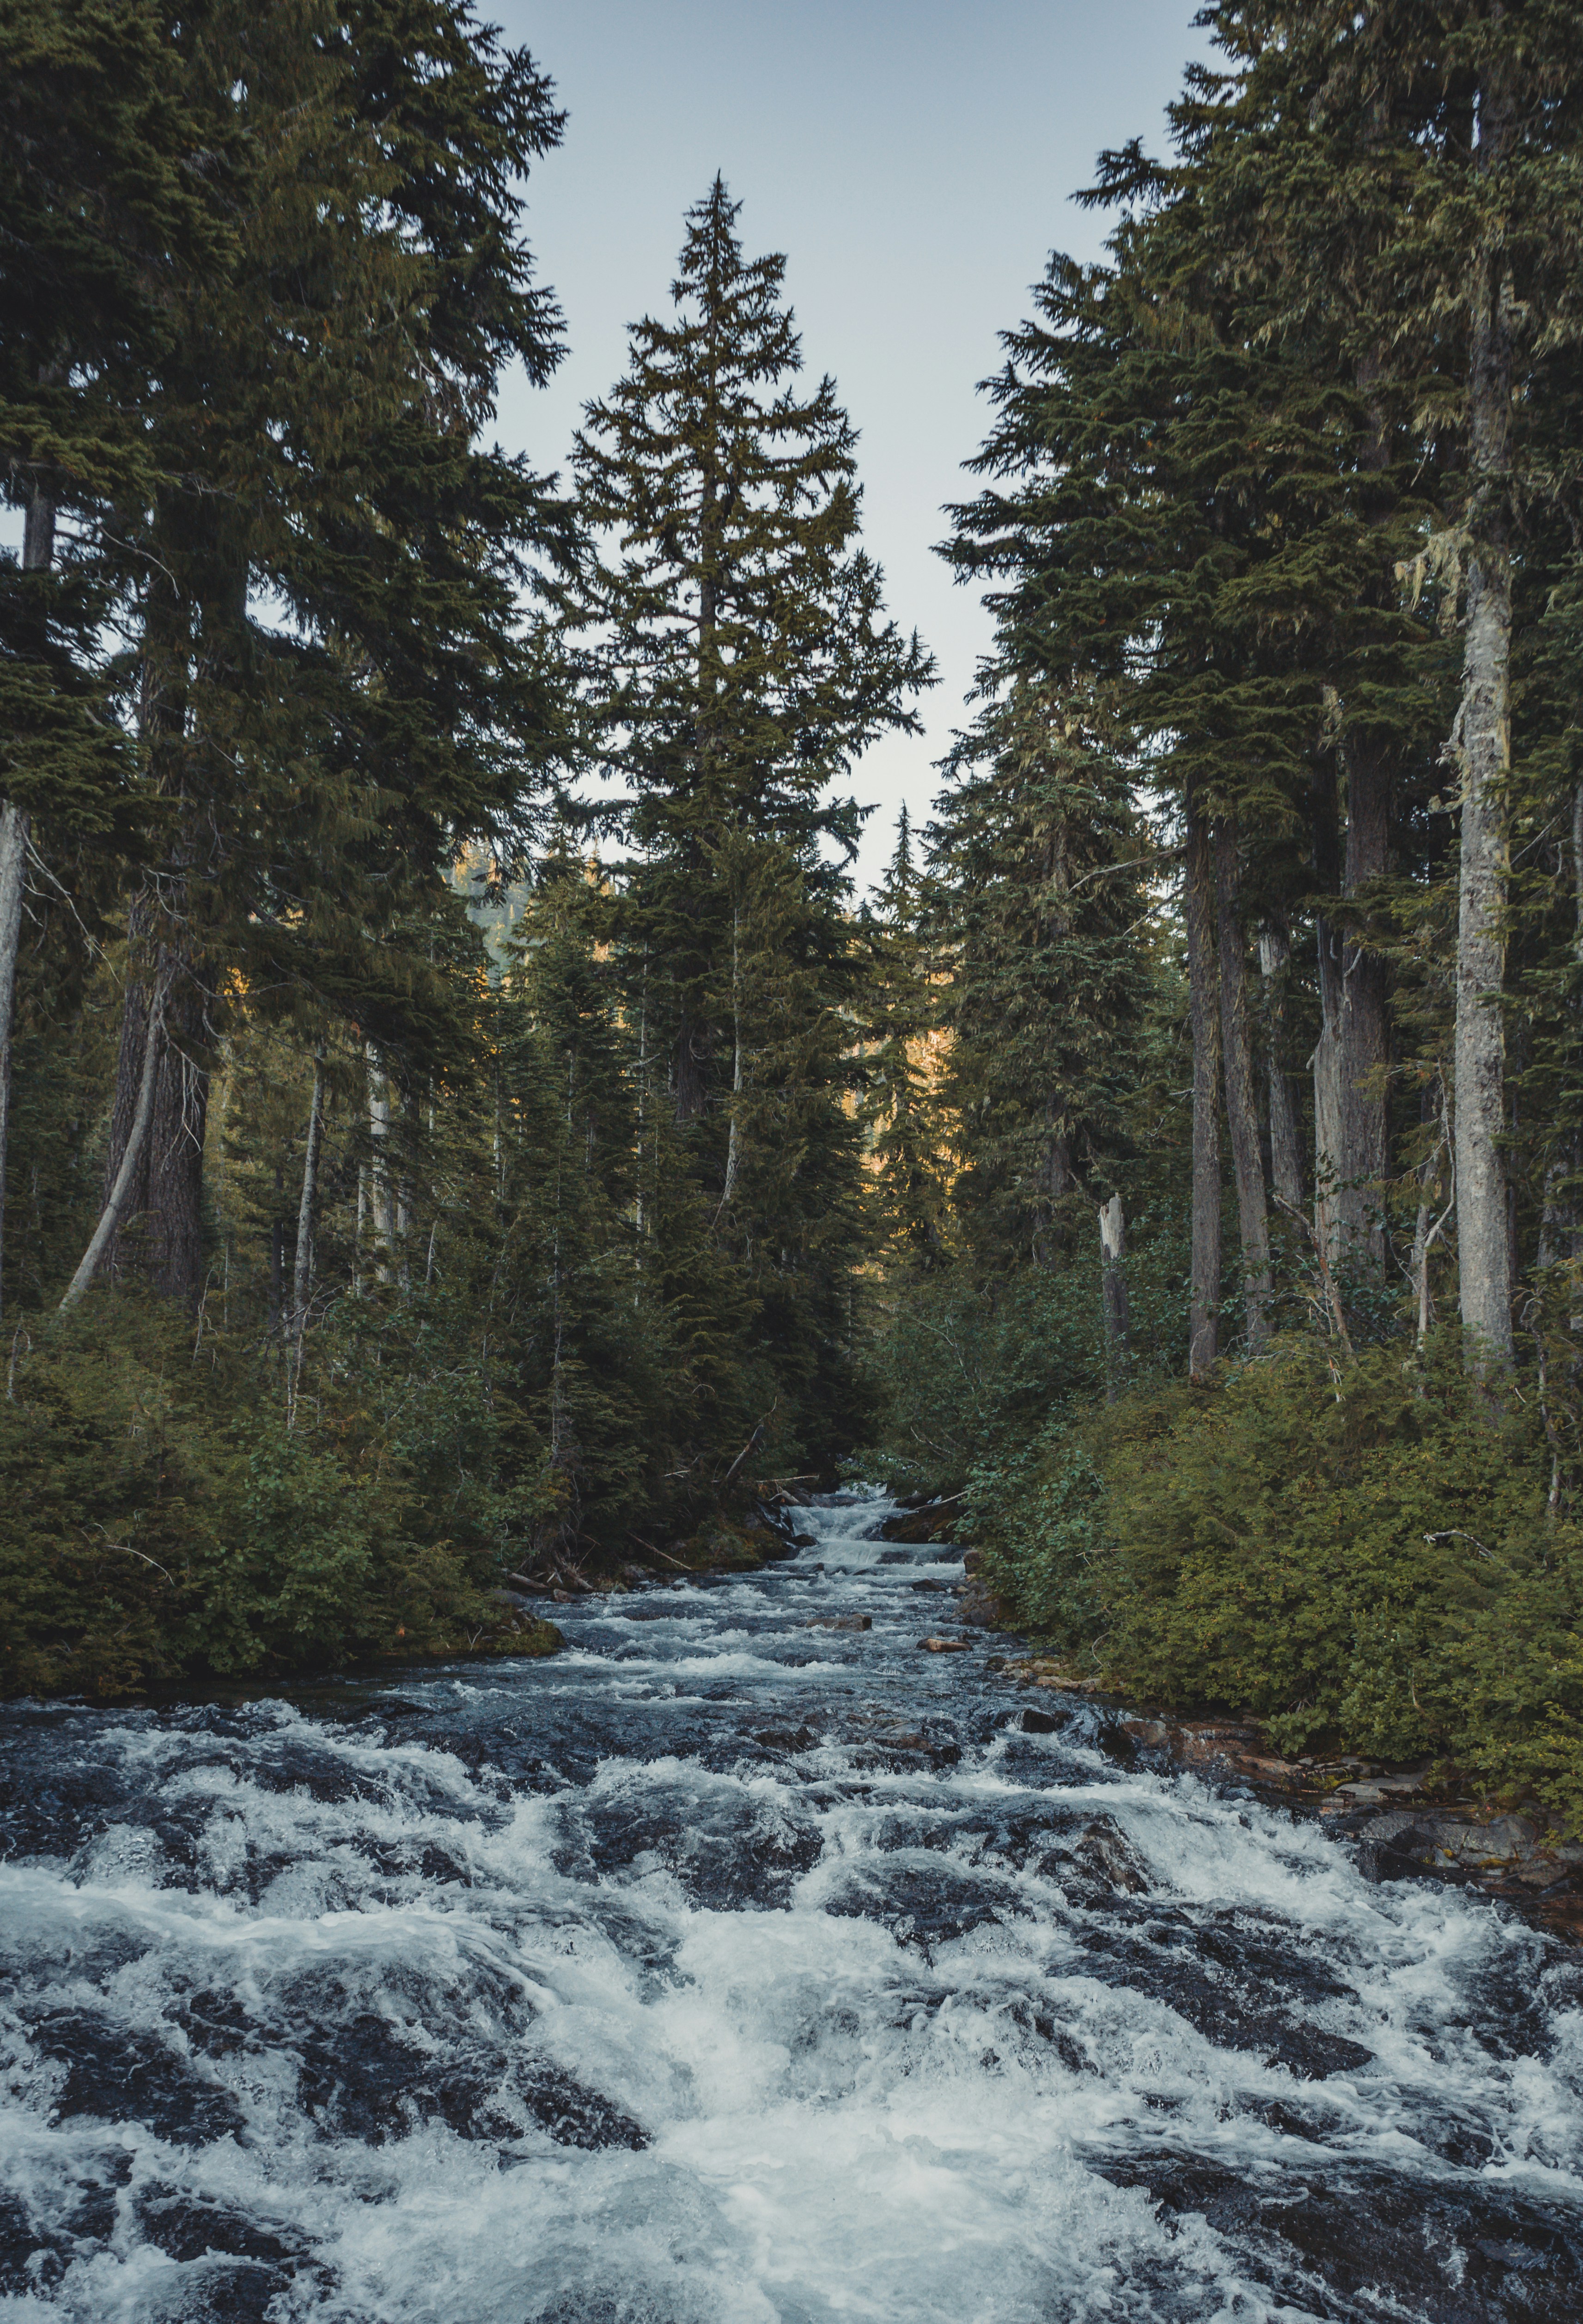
[675,1009,708,1125]
[1098,1191,1129,1397]
[1257,924,1304,1214]
[289,1049,325,1419]
[1185,796,1222,1378]
[721,903,742,1209]
[366,1043,396,1279]
[1313,735,1391,1275]
[101,926,211,1311]
[1214,819,1272,1347]
[1453,57,1516,1374]
[61,962,172,1311]
[0,482,56,1326]
[0,806,26,1332]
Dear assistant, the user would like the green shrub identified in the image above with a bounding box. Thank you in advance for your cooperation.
[976,1335,1583,1827]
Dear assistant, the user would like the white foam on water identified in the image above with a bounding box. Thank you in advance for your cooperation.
[2,1492,1579,2321]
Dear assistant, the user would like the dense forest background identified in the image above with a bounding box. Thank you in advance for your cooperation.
[3,1,1583,1824]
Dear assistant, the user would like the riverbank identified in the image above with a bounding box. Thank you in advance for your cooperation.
[996,1652,1583,1945]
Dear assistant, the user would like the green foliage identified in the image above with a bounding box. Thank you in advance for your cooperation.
[0,1296,509,1697]
[975,1338,1583,1827]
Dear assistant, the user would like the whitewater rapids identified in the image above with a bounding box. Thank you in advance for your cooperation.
[2,1492,1580,2322]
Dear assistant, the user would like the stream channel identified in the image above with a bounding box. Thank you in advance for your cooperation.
[3,1492,1582,2323]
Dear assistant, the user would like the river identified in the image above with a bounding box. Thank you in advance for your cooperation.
[2,1492,1580,2322]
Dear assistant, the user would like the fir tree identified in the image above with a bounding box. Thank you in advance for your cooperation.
[556,178,932,1469]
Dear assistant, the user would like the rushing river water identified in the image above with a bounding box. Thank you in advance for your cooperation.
[3,1493,1582,2324]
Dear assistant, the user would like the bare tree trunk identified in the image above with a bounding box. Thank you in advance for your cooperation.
[1453,58,1516,1375]
[0,482,57,1326]
[721,905,742,1210]
[1412,1076,1453,1352]
[1313,734,1391,1276]
[289,1049,324,1422]
[148,966,210,1310]
[1340,735,1392,1263]
[1214,820,1272,1347]
[366,1043,395,1281]
[1257,924,1304,1214]
[61,963,172,1311]
[1185,797,1222,1378]
[1098,1192,1129,1398]
[0,806,26,1332]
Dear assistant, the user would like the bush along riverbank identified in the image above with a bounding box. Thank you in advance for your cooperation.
[949,1335,1583,1849]
[0,1298,811,1702]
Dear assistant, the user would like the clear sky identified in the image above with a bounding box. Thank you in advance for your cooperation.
[497,0,1212,889]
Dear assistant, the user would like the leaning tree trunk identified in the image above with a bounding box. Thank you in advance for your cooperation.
[100,919,212,1311]
[1214,819,1272,1348]
[1184,795,1222,1379]
[0,482,56,1326]
[1453,62,1516,1376]
[61,960,173,1311]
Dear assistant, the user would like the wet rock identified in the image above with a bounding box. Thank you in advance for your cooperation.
[1072,1817,1151,1895]
[27,2013,245,2143]
[878,1499,963,1544]
[918,1636,972,1654]
[806,1614,871,1632]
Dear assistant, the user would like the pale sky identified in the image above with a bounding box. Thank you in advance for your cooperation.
[496,0,1213,889]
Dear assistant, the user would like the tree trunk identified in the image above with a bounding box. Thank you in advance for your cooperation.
[1185,796,1222,1378]
[1257,924,1304,1214]
[0,805,26,1332]
[61,962,172,1311]
[1313,734,1391,1276]
[101,931,211,1311]
[675,1009,708,1125]
[1098,1191,1129,1397]
[0,482,56,1326]
[721,904,742,1209]
[365,1042,397,1281]
[1214,819,1272,1347]
[1453,61,1516,1374]
[289,1049,325,1420]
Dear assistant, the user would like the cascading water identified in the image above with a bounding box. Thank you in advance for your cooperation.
[2,1492,1580,2322]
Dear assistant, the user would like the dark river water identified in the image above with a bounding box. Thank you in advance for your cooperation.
[3,1493,1582,2323]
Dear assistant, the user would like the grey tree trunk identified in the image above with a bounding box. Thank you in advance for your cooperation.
[0,483,56,1326]
[1257,924,1304,1214]
[1313,737,1391,1275]
[1214,820,1272,1347]
[366,1043,396,1280]
[1185,799,1222,1378]
[1453,62,1516,1374]
[1098,1192,1129,1397]
[721,904,742,1211]
[100,927,211,1311]
[0,805,26,1332]
[61,963,172,1312]
[289,1050,325,1420]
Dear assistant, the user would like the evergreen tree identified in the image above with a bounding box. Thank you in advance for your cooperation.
[929,677,1153,1272]
[68,0,569,1314]
[556,178,932,1469]
[858,807,946,1265]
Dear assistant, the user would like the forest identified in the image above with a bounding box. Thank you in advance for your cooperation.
[3,0,1583,1830]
